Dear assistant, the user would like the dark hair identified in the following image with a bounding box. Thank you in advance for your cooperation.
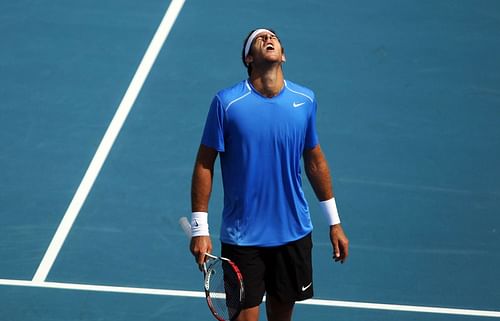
[241,28,282,76]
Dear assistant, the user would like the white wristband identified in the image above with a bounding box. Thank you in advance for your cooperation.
[191,212,210,237]
[319,198,341,226]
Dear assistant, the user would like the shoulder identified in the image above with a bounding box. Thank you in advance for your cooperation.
[284,80,316,103]
[215,80,252,110]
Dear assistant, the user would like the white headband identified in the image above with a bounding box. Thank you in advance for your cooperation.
[244,28,276,59]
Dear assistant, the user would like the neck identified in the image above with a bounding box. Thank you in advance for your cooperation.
[249,65,284,98]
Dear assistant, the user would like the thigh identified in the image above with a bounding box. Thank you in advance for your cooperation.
[222,243,266,309]
[265,233,314,303]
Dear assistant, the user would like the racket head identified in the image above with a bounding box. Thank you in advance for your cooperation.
[203,256,244,321]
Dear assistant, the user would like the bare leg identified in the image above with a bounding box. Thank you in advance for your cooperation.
[266,296,294,321]
[236,306,260,321]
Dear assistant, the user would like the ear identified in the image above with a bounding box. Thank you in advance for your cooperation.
[245,54,254,66]
[282,52,286,63]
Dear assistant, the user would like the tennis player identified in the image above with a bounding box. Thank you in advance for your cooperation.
[190,28,349,321]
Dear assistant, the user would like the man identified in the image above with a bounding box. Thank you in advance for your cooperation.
[190,28,349,321]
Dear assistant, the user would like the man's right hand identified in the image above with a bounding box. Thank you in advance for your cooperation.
[190,235,213,266]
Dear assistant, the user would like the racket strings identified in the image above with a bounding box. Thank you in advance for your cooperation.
[206,260,243,321]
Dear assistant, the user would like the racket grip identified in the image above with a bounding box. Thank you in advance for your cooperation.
[179,216,192,238]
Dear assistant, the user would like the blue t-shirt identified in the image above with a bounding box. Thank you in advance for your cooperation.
[201,79,319,246]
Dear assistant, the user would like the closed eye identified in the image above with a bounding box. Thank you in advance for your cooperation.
[256,35,277,42]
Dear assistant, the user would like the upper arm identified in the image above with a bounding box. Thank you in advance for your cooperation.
[303,144,324,169]
[191,144,218,212]
[303,144,334,200]
[195,144,218,171]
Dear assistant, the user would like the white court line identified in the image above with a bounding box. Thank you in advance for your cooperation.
[32,0,186,283]
[1,279,499,318]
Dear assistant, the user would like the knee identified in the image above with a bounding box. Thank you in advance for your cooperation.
[266,296,294,321]
[236,306,260,321]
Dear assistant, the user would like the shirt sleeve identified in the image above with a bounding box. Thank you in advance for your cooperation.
[201,95,225,152]
[304,99,319,149]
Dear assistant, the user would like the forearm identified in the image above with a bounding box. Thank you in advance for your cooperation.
[304,146,348,261]
[189,146,216,261]
[191,164,213,212]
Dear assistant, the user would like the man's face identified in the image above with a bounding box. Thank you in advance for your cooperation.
[245,31,285,66]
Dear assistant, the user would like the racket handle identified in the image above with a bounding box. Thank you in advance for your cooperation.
[179,216,192,238]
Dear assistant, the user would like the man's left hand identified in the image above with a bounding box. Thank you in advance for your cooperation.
[330,224,349,263]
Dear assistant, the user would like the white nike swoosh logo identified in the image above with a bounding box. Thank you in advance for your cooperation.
[293,101,305,108]
[301,282,312,292]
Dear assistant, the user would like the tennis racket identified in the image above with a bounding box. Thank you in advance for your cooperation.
[179,217,245,321]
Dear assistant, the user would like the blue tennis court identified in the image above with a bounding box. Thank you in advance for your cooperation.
[1,0,499,320]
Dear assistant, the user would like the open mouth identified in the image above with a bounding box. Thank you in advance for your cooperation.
[265,44,275,51]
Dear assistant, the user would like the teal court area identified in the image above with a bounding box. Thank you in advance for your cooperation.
[1,1,499,320]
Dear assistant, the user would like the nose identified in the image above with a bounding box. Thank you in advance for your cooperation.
[263,34,273,41]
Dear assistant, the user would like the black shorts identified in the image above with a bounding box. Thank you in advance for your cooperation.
[221,233,313,309]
